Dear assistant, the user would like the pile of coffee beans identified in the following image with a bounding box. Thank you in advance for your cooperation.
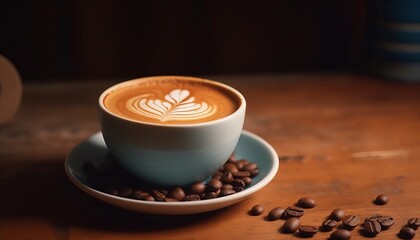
[249,194,419,239]
[83,154,259,202]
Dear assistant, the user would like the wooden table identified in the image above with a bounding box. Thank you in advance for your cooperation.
[1,74,419,239]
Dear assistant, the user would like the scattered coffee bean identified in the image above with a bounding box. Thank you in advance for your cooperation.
[242,176,253,186]
[374,194,389,205]
[342,215,360,229]
[184,194,201,201]
[168,187,185,201]
[399,226,416,239]
[407,218,420,230]
[363,219,382,235]
[299,225,318,237]
[202,191,218,199]
[242,162,258,171]
[267,207,285,221]
[249,169,259,177]
[321,218,338,231]
[231,179,245,188]
[206,178,223,192]
[189,182,206,194]
[282,217,301,233]
[151,189,166,201]
[131,190,150,200]
[144,195,155,201]
[223,162,238,173]
[250,204,264,216]
[220,171,234,184]
[232,171,251,178]
[219,189,236,197]
[365,214,382,222]
[330,229,351,240]
[296,197,316,208]
[377,216,394,229]
[232,186,244,192]
[221,184,233,190]
[284,206,304,218]
[212,171,223,180]
[330,208,346,221]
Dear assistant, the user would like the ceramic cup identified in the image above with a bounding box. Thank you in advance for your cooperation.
[99,76,246,186]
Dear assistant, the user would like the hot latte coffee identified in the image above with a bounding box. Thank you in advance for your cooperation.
[103,76,242,124]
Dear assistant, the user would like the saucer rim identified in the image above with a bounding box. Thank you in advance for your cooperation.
[65,130,279,214]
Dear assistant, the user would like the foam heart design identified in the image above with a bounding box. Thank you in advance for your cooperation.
[127,89,216,122]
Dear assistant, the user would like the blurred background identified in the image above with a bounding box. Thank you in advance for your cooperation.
[1,0,419,82]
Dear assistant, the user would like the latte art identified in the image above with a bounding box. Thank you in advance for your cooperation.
[102,76,241,124]
[127,89,217,122]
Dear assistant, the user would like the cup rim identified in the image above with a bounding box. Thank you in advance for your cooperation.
[99,75,246,127]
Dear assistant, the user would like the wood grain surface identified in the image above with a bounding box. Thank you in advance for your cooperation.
[1,74,419,240]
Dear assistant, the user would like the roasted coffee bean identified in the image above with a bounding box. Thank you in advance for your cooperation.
[267,207,285,221]
[221,184,233,190]
[330,229,351,240]
[232,186,244,192]
[365,214,382,222]
[296,197,316,208]
[321,218,338,231]
[151,189,166,201]
[168,187,185,201]
[374,194,389,205]
[144,195,155,201]
[202,192,218,199]
[242,162,258,171]
[242,176,252,186]
[250,204,264,216]
[231,179,245,188]
[236,159,250,169]
[284,206,304,218]
[212,171,223,180]
[407,218,420,230]
[377,216,394,229]
[131,190,150,200]
[219,189,236,197]
[159,188,168,196]
[184,194,200,201]
[232,171,251,178]
[223,162,238,173]
[220,171,234,184]
[342,215,360,229]
[363,220,382,235]
[117,186,133,197]
[206,178,223,192]
[299,225,318,237]
[330,208,346,221]
[250,169,259,177]
[399,226,416,239]
[189,182,206,194]
[282,217,301,233]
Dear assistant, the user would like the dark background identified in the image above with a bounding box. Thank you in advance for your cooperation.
[0,0,367,81]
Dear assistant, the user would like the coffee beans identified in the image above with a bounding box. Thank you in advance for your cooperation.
[284,206,305,218]
[377,215,394,229]
[407,218,420,230]
[321,218,338,231]
[342,215,360,230]
[363,219,382,235]
[282,217,301,233]
[399,227,416,239]
[330,229,351,240]
[85,154,259,203]
[298,225,318,237]
[296,197,316,208]
[374,194,389,205]
[250,204,264,216]
[330,208,346,221]
[267,207,285,221]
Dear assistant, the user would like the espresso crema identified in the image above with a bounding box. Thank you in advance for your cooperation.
[103,77,241,124]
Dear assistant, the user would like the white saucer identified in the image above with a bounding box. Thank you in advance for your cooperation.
[65,130,279,215]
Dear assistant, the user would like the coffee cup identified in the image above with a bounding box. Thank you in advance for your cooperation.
[99,76,246,186]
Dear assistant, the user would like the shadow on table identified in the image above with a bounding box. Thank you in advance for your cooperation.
[0,159,240,234]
